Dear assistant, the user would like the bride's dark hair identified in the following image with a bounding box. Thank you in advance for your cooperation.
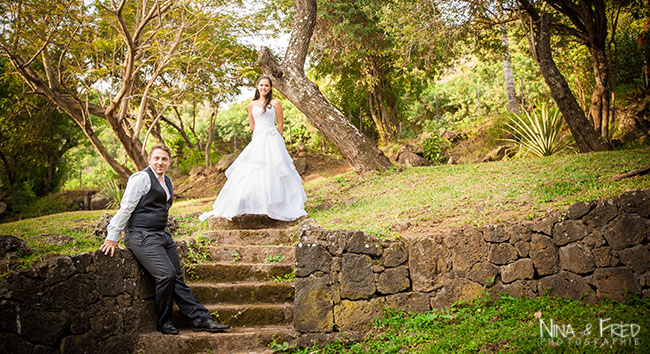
[253,75,273,112]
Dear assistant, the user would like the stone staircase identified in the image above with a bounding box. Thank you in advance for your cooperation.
[135,217,300,354]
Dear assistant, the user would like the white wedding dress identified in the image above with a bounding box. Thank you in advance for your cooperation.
[199,105,307,222]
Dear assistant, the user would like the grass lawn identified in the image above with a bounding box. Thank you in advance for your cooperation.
[0,198,213,273]
[282,294,650,353]
[2,148,648,269]
[304,148,650,238]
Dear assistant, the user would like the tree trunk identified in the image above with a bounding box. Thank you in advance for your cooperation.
[589,46,610,137]
[71,111,134,180]
[367,60,399,144]
[501,24,519,114]
[0,151,15,186]
[205,110,216,168]
[522,10,611,152]
[523,0,613,140]
[257,0,391,173]
[368,84,398,144]
[151,120,163,144]
[103,112,148,170]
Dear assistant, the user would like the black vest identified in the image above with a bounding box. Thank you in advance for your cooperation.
[127,167,173,231]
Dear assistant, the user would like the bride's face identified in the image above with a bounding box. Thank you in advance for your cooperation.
[257,79,272,97]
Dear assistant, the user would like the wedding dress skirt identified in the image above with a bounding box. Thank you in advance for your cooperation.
[199,105,307,222]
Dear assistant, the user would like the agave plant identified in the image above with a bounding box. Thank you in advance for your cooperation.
[100,179,124,209]
[504,102,573,157]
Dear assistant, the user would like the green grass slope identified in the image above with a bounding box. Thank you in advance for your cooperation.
[1,148,648,271]
[305,149,650,237]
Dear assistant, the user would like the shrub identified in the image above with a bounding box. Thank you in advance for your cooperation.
[422,133,451,164]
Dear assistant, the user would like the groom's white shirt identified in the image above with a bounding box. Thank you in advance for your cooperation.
[105,166,170,242]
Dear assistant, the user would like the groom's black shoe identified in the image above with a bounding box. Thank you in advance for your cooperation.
[192,318,229,332]
[158,322,179,335]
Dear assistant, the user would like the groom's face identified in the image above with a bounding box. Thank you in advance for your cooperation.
[148,148,170,175]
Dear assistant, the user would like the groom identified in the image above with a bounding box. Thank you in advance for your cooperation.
[99,144,228,335]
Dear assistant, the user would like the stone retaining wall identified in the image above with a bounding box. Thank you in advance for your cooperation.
[294,189,650,345]
[0,250,155,353]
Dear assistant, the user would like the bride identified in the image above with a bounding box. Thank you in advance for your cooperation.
[199,76,307,222]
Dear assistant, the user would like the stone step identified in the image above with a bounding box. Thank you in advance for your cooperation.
[186,262,294,283]
[208,214,306,230]
[202,229,298,246]
[135,325,297,354]
[173,303,294,327]
[205,245,295,264]
[188,281,294,304]
[231,349,275,354]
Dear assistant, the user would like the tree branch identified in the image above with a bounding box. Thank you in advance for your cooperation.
[133,16,186,140]
[612,165,650,181]
[21,25,57,69]
[283,0,317,69]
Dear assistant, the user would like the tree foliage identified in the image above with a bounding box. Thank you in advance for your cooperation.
[0,0,259,179]
[0,58,81,202]
[309,0,464,144]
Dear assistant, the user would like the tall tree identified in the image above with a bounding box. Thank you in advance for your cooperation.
[257,0,392,173]
[525,0,615,138]
[157,21,259,167]
[500,23,520,113]
[0,0,251,180]
[518,0,612,152]
[462,0,522,113]
[310,0,401,144]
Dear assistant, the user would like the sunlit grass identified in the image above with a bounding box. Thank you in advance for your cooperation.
[2,148,648,273]
[0,210,107,272]
[304,149,650,238]
[286,294,650,353]
[0,198,215,274]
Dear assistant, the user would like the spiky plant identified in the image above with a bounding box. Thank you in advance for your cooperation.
[100,179,124,209]
[504,102,573,157]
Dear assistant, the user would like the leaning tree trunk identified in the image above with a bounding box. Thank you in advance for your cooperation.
[526,11,611,152]
[257,0,392,173]
[501,24,519,114]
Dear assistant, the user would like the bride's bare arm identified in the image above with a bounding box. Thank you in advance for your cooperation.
[273,100,284,136]
[247,103,255,131]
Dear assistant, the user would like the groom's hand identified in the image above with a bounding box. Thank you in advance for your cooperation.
[100,240,125,257]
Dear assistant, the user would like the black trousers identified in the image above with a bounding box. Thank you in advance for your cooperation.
[125,229,210,328]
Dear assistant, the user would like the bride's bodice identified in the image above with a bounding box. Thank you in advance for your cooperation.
[252,105,277,132]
